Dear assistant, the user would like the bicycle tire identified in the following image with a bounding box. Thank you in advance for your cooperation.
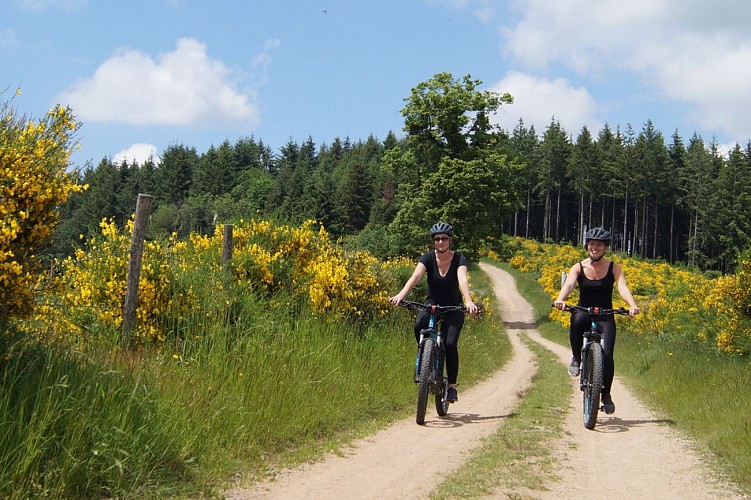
[583,342,604,429]
[416,338,436,425]
[434,353,449,416]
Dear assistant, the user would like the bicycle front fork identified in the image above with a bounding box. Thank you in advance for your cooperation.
[414,330,439,383]
[414,346,421,382]
[579,340,589,390]
[414,330,428,382]
[580,338,604,392]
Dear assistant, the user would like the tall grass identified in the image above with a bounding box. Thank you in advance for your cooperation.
[0,340,194,498]
[1,264,508,497]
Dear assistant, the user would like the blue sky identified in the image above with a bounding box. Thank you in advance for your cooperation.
[3,0,750,169]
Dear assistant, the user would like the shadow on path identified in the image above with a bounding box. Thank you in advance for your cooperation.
[503,320,538,330]
[593,417,677,433]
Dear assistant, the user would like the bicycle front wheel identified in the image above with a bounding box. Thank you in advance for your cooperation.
[583,342,604,429]
[416,338,436,425]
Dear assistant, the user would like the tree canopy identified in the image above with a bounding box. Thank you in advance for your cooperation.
[46,73,751,272]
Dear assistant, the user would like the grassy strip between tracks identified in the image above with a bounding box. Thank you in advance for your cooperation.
[430,261,571,498]
[431,328,571,497]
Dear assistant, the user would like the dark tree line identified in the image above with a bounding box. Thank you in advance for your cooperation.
[54,73,751,273]
[54,134,391,253]
[503,118,751,272]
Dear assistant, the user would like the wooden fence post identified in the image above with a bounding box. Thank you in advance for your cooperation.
[222,224,233,268]
[121,193,153,346]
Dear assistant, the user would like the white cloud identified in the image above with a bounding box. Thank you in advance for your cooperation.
[655,34,751,142]
[0,28,20,51]
[253,38,280,69]
[113,143,160,166]
[503,0,676,74]
[501,0,751,143]
[251,38,281,86]
[489,71,601,136]
[57,37,260,128]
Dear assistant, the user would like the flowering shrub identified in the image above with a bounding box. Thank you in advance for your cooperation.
[28,219,179,344]
[700,257,751,354]
[0,92,86,323]
[505,237,751,355]
[28,218,409,346]
[230,219,397,317]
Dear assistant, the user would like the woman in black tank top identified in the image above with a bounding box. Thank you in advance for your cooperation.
[389,222,479,404]
[553,228,640,414]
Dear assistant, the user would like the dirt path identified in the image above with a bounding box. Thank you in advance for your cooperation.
[225,263,743,499]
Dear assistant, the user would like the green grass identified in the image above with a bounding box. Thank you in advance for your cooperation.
[0,341,196,498]
[0,264,511,498]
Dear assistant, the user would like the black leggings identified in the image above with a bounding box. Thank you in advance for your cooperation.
[570,312,617,395]
[414,310,464,385]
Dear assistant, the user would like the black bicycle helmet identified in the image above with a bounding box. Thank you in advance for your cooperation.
[430,222,453,238]
[585,227,611,245]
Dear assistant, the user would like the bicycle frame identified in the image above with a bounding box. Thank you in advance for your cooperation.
[397,300,472,425]
[558,304,628,429]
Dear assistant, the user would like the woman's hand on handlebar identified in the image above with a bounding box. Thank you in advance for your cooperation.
[464,300,479,314]
[628,305,640,317]
[553,300,567,310]
[389,293,405,306]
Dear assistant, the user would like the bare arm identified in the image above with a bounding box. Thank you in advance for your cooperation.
[389,262,427,305]
[554,263,581,309]
[614,263,640,316]
[457,265,478,313]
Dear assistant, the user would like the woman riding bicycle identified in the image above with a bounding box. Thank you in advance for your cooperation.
[389,222,478,403]
[553,227,640,414]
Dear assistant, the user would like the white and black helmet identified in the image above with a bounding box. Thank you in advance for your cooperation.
[430,222,453,237]
[585,227,611,245]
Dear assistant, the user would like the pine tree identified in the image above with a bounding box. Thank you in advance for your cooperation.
[153,144,197,207]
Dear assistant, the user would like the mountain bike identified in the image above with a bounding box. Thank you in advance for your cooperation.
[558,304,629,430]
[397,300,476,425]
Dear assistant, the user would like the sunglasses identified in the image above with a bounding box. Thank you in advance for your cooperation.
[433,236,450,242]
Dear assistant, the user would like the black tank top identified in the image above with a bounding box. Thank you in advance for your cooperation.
[577,261,614,308]
[419,251,466,306]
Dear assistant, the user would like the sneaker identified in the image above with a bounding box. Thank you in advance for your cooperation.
[602,393,615,414]
[446,387,458,403]
[568,357,580,376]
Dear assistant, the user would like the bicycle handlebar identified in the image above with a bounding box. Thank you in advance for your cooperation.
[554,304,629,316]
[397,300,482,315]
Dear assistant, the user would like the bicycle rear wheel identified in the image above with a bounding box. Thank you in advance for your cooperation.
[583,342,604,430]
[434,353,449,417]
[416,338,436,425]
